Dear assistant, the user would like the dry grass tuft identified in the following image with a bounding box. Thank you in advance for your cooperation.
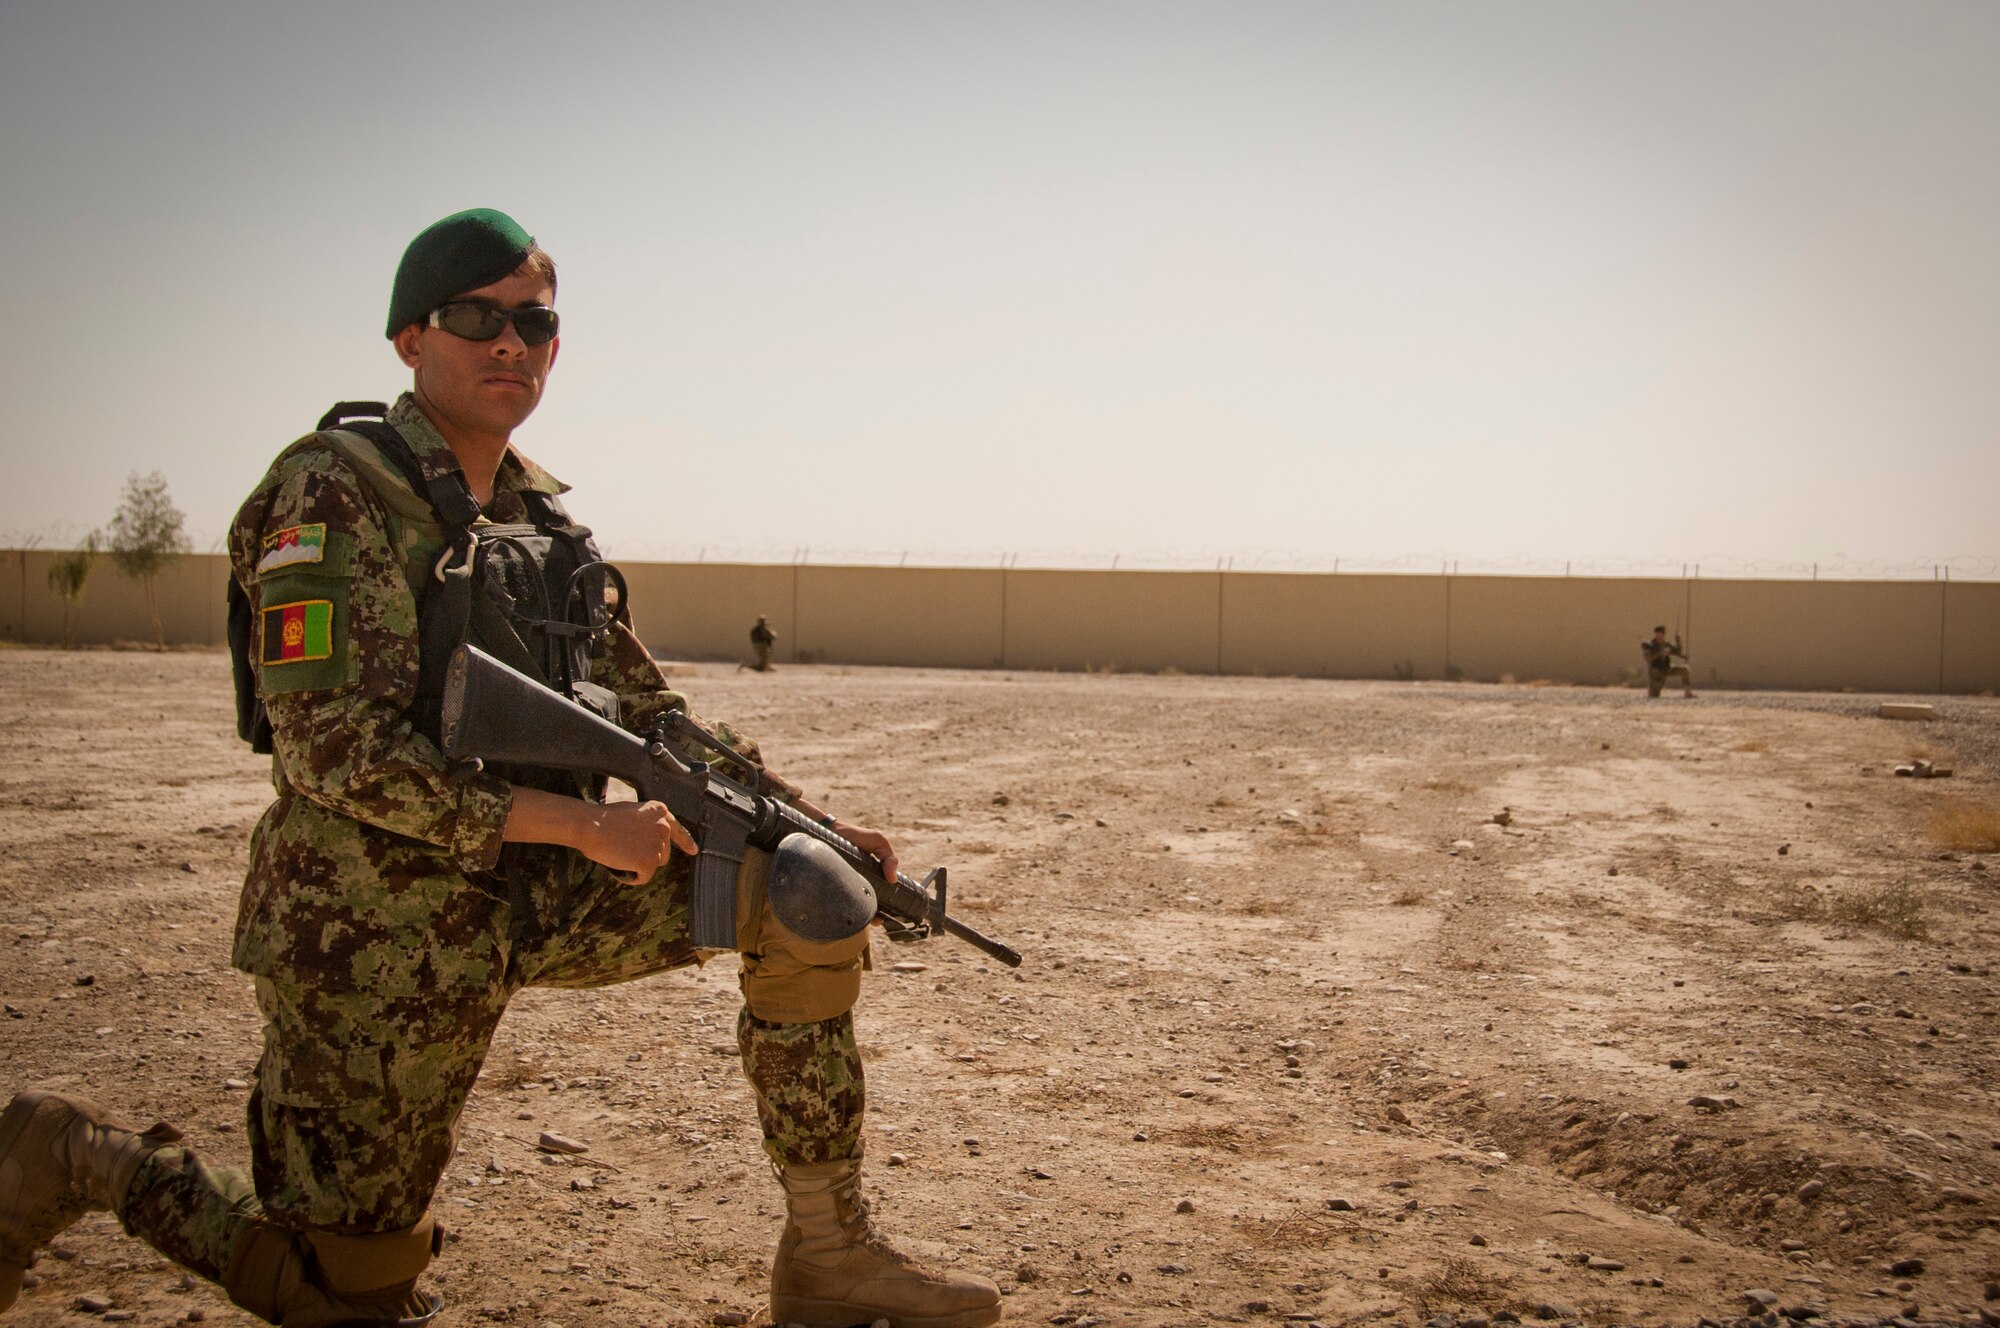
[1828,882,1929,938]
[1784,881,1930,939]
[1391,888,1429,906]
[1931,799,2000,853]
[1234,1205,1343,1250]
[1409,1256,1513,1316]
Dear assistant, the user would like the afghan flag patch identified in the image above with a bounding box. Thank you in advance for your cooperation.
[261,600,334,664]
[257,523,327,573]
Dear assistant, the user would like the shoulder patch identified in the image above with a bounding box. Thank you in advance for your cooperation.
[258,523,328,573]
[262,600,335,664]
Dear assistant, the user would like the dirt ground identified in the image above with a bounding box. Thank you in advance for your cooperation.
[2,647,1997,1328]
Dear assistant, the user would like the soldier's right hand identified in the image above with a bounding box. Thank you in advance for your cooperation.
[589,799,699,883]
[503,786,698,883]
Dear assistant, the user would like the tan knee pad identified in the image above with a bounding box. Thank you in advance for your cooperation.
[735,847,870,1024]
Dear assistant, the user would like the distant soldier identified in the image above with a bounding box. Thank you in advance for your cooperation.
[1642,625,1694,698]
[750,613,776,672]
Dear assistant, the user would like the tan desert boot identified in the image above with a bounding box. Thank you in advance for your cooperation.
[771,1158,1000,1328]
[0,1089,180,1310]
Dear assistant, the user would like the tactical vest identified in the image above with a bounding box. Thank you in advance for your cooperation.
[229,401,629,757]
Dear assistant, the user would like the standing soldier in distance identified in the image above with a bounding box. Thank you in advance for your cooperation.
[751,613,777,672]
[1641,625,1695,698]
[0,209,1002,1328]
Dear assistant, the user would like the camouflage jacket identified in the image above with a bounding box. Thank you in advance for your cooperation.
[226,394,765,994]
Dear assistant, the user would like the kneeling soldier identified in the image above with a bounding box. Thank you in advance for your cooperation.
[1,209,1000,1328]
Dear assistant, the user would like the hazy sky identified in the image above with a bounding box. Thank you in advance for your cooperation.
[2,1,1994,575]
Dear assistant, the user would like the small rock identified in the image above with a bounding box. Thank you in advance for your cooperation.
[1847,1002,1879,1016]
[104,1314,136,1324]
[887,1152,909,1167]
[181,861,197,873]
[75,1294,116,1313]
[1131,1131,1148,1142]
[1174,1199,1195,1214]
[1688,1094,1740,1111]
[889,962,928,974]
[1779,1239,1808,1252]
[991,792,1010,806]
[1015,1264,1040,1283]
[569,1175,594,1191]
[1326,1197,1356,1211]
[1607,866,1619,876]
[1201,1072,1225,1083]
[537,1132,588,1155]
[1386,1105,1411,1125]
[1887,1258,1925,1277]
[73,974,95,987]
[1587,1256,1625,1271]
[1491,809,1513,826]
[1777,844,1790,856]
[711,1313,749,1327]
[1743,1290,1781,1311]
[1668,1058,1689,1070]
[1156,1263,1189,1275]
[222,1077,249,1090]
[1468,1234,1487,1246]
[1795,1179,1825,1201]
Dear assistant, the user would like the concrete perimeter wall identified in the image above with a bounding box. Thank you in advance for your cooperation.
[4,550,1992,694]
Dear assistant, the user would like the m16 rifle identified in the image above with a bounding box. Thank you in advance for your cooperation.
[439,644,1021,967]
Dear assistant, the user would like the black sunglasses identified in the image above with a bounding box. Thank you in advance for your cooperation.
[428,300,560,346]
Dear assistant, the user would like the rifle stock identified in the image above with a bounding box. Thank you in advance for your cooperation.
[440,645,1022,968]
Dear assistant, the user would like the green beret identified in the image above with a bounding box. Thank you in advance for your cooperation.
[385,208,536,338]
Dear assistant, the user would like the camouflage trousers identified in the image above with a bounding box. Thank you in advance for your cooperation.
[115,845,866,1284]
[1647,663,1692,696]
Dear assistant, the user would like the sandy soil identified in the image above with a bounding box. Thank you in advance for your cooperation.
[1,647,1996,1328]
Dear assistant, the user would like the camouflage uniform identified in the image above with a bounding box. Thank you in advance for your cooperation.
[114,394,866,1286]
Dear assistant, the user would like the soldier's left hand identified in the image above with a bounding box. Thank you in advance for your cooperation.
[832,822,900,884]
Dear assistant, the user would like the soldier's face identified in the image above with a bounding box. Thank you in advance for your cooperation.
[393,267,559,442]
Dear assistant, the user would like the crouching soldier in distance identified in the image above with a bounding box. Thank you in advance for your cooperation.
[0,209,1001,1328]
[1641,625,1695,698]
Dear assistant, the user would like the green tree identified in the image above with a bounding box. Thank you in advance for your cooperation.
[45,532,100,650]
[108,471,190,649]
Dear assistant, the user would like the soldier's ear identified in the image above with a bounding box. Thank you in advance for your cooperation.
[392,324,424,369]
